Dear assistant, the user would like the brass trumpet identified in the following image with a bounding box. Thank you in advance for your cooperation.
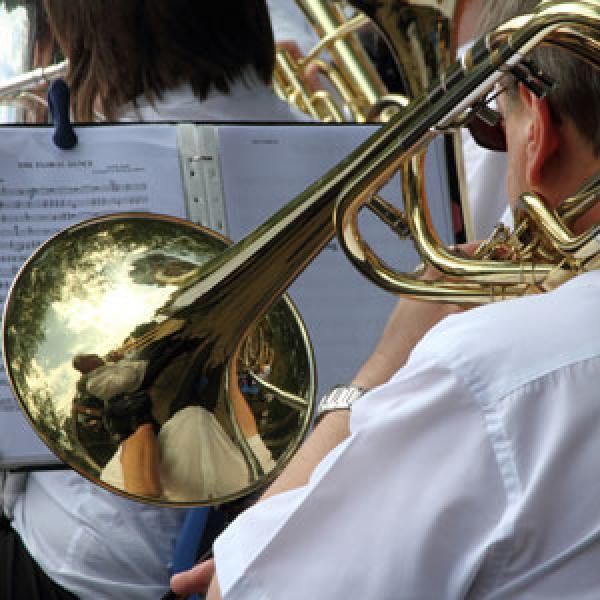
[5,0,600,508]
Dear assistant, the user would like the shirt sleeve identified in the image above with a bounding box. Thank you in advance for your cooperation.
[213,357,508,599]
[86,361,147,402]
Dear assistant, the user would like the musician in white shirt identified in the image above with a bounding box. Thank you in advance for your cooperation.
[172,1,600,598]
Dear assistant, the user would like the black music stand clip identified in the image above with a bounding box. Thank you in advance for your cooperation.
[47,79,77,150]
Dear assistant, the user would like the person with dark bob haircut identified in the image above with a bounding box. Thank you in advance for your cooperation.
[41,0,288,121]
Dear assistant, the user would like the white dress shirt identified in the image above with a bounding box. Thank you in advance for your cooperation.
[86,360,148,402]
[117,73,306,123]
[9,80,304,600]
[101,406,275,502]
[214,270,600,599]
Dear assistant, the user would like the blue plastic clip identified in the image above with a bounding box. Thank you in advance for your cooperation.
[47,79,77,150]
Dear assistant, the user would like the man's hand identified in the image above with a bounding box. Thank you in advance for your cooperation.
[276,39,321,92]
[170,559,221,599]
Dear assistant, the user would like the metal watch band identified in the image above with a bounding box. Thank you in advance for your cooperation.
[315,384,367,421]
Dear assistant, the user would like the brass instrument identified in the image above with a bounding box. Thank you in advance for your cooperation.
[0,0,463,507]
[0,0,63,122]
[5,0,600,509]
[272,0,405,122]
[0,60,67,101]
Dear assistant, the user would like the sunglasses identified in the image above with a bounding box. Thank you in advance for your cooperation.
[466,61,556,153]
[467,104,506,152]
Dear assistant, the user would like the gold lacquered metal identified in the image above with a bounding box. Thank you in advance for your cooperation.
[3,215,315,505]
[273,0,407,122]
[0,0,462,508]
[335,0,600,303]
[5,0,600,509]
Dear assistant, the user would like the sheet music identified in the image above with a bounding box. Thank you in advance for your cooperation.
[0,122,455,469]
[218,124,454,397]
[0,124,185,467]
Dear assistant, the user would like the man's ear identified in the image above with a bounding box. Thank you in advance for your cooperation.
[520,83,559,187]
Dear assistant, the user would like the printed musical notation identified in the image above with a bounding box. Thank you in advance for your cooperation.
[0,122,457,469]
[0,124,186,465]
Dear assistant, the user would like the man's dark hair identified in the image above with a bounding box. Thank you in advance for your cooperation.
[42,0,276,121]
[479,0,600,155]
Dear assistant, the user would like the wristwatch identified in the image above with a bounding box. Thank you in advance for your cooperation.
[315,384,367,421]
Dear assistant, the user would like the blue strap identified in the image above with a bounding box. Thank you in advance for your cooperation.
[171,507,210,574]
[170,507,210,600]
